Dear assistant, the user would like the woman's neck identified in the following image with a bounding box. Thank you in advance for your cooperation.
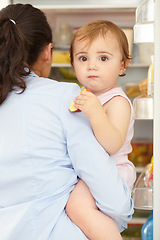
[31,68,42,77]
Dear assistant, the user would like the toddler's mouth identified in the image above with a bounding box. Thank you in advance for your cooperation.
[88,75,98,79]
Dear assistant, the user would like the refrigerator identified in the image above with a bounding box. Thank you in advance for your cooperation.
[133,0,160,239]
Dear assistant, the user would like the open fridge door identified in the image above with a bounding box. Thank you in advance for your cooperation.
[133,0,160,239]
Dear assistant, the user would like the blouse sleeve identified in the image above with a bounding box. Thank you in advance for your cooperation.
[60,83,134,232]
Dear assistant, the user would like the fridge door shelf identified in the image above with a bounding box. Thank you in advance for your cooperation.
[133,187,153,210]
[134,22,154,43]
[134,0,155,43]
[133,96,153,119]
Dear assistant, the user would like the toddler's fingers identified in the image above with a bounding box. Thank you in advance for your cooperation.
[77,91,92,100]
[79,90,91,96]
[75,95,88,102]
[74,101,83,111]
[74,98,85,106]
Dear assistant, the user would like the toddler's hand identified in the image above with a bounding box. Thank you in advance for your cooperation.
[74,91,103,119]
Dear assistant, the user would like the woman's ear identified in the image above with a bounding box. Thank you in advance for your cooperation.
[43,43,52,64]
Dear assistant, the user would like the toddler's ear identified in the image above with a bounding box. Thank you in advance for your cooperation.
[119,59,130,75]
[121,59,130,70]
[124,59,130,69]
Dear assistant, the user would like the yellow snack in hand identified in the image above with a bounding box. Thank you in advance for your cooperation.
[69,88,90,112]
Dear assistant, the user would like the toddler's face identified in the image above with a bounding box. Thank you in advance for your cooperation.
[73,32,126,96]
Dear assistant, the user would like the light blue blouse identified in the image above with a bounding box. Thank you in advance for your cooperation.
[0,71,134,240]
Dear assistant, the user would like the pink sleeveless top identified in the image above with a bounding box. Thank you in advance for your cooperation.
[98,87,136,190]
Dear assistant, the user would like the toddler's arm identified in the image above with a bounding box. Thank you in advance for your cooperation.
[74,91,131,155]
[63,85,133,238]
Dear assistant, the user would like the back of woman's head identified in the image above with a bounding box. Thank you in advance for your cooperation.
[0,4,53,104]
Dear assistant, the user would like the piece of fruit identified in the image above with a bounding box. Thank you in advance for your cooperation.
[69,88,90,112]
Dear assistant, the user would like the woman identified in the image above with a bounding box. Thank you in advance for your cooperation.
[0,4,133,240]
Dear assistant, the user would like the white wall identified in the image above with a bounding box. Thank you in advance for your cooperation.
[0,0,10,10]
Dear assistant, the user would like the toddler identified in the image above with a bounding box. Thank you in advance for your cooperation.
[66,20,136,240]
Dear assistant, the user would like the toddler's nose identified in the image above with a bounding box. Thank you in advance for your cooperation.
[87,60,98,71]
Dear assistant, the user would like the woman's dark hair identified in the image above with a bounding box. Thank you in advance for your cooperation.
[0,4,53,104]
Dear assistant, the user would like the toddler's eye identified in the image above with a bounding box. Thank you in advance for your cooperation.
[80,56,87,62]
[100,56,108,61]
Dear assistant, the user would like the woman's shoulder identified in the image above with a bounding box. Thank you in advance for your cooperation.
[26,74,81,99]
